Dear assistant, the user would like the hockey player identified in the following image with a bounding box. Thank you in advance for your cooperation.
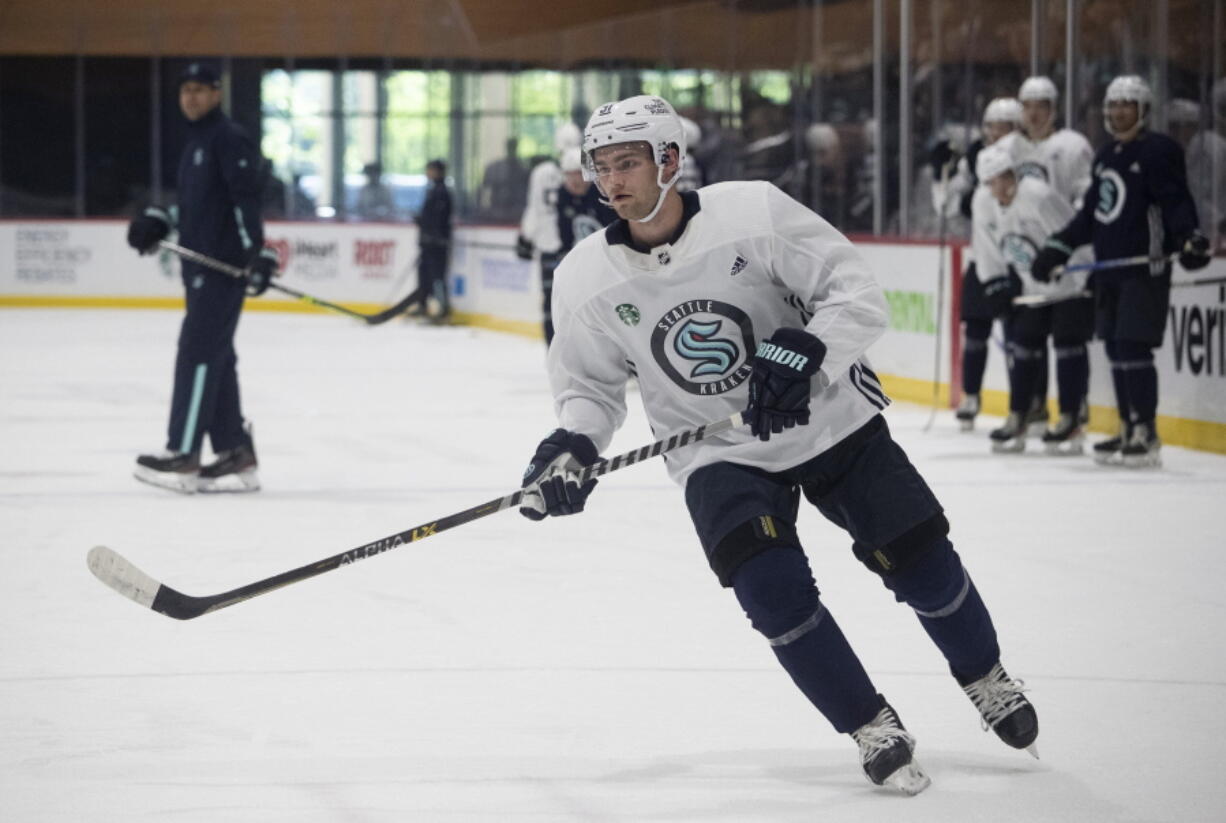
[126,62,276,494]
[931,97,1024,430]
[518,95,1038,795]
[972,143,1094,453]
[994,77,1097,437]
[538,147,617,344]
[1032,75,1212,467]
[517,122,583,341]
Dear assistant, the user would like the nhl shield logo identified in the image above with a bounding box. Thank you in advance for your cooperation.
[616,303,641,327]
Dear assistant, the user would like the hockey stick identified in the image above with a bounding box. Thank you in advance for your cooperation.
[87,412,745,620]
[922,162,952,433]
[1012,289,1092,307]
[160,241,410,326]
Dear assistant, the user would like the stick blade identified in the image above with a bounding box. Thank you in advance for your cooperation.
[87,545,163,609]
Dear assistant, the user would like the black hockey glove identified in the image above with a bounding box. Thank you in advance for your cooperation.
[983,267,1023,316]
[928,138,956,180]
[1030,240,1072,283]
[244,247,279,297]
[126,206,171,255]
[519,429,601,520]
[515,234,535,261]
[744,327,827,442]
[1179,232,1212,271]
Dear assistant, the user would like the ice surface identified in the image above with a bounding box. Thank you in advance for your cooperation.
[2,308,1224,822]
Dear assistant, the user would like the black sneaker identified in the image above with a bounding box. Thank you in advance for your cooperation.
[134,450,200,494]
[851,697,931,795]
[199,441,260,493]
[961,663,1039,757]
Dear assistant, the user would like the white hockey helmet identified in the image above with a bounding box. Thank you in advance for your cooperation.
[1103,75,1152,136]
[975,142,1014,182]
[554,122,582,154]
[1019,76,1059,103]
[982,97,1023,126]
[582,95,687,223]
[559,146,583,173]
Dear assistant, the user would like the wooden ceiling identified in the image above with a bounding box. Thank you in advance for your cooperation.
[0,0,1214,72]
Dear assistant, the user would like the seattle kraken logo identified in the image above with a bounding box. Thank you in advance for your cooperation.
[1095,168,1127,224]
[1000,233,1040,271]
[1015,161,1049,183]
[651,299,756,395]
[674,320,740,378]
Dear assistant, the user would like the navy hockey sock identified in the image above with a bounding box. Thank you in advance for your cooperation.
[1007,341,1044,413]
[882,538,1001,684]
[962,319,992,395]
[1053,341,1089,414]
[733,548,881,733]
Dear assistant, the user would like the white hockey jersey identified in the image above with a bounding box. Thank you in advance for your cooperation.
[997,129,1094,208]
[520,161,564,254]
[972,176,1091,294]
[547,181,891,486]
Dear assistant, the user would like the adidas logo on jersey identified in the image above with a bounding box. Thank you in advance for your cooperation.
[729,254,749,277]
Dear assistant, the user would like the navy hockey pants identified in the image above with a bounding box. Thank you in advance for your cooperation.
[167,264,248,455]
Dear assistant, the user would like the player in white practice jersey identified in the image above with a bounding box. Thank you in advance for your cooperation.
[972,143,1094,453]
[517,122,584,342]
[517,95,1039,795]
[993,76,1096,438]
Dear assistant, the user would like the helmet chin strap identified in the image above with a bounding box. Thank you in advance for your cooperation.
[634,165,680,224]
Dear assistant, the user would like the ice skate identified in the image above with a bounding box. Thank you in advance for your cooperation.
[134,450,200,494]
[961,662,1039,758]
[198,441,260,493]
[851,698,931,796]
[1093,427,1127,465]
[955,393,980,432]
[1121,422,1161,468]
[1022,397,1049,438]
[989,412,1026,453]
[1041,412,1085,455]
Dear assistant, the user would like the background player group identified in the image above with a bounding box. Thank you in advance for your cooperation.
[933,74,1210,467]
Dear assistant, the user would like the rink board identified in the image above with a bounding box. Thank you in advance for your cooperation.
[2,218,1224,451]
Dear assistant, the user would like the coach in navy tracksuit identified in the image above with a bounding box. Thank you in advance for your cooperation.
[126,62,277,494]
[1032,75,1211,467]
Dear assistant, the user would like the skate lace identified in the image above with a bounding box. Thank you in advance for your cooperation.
[964,664,1028,731]
[852,708,913,760]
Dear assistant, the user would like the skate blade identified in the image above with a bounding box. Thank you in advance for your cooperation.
[991,439,1025,454]
[1122,453,1162,469]
[198,469,261,494]
[1092,451,1121,466]
[882,761,931,796]
[133,466,198,494]
[957,418,975,432]
[1043,438,1085,456]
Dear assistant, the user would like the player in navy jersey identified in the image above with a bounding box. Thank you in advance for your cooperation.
[517,95,1039,795]
[537,148,616,344]
[1033,75,1212,467]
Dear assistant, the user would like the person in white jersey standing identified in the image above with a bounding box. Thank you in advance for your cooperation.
[516,95,1039,795]
[993,76,1096,440]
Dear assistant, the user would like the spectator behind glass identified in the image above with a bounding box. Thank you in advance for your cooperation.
[479,138,530,223]
[356,162,395,221]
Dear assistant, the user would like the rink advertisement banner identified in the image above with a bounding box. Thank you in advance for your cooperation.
[3,220,1225,445]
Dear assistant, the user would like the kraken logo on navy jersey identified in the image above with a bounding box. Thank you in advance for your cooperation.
[572,214,603,242]
[651,299,755,395]
[1095,168,1127,224]
[1000,233,1040,271]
